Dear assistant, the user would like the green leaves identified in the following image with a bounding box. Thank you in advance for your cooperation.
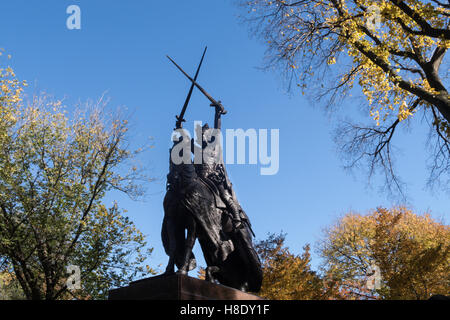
[0,71,153,299]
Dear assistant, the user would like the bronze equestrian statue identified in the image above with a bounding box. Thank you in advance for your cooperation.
[161,50,262,292]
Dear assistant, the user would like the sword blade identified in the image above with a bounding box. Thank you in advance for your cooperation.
[167,55,224,112]
[176,47,207,127]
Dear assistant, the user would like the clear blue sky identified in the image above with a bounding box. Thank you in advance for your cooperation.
[1,0,448,273]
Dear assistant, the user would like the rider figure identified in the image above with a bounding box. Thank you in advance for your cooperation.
[192,102,244,230]
[167,131,196,193]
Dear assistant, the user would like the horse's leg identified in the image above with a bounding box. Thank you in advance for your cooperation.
[177,216,196,275]
[205,266,220,283]
[163,217,176,275]
[239,282,249,292]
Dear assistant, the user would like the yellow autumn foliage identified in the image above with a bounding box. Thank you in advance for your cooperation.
[319,207,449,299]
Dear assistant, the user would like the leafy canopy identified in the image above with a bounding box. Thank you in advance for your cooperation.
[0,56,154,300]
[255,233,338,299]
[318,207,449,299]
[241,0,450,193]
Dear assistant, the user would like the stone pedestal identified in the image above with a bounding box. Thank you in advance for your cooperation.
[108,274,262,300]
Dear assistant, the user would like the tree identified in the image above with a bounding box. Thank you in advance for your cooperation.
[240,0,450,193]
[0,59,154,299]
[318,207,449,299]
[0,270,25,300]
[255,233,339,299]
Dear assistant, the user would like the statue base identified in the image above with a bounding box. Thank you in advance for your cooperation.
[108,273,263,300]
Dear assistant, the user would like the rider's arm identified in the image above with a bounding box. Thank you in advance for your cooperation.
[214,105,222,130]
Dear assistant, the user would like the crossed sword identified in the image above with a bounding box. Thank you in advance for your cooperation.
[167,49,255,237]
[167,47,227,129]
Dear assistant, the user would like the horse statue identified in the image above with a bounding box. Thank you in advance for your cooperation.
[161,130,262,292]
[161,49,262,292]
